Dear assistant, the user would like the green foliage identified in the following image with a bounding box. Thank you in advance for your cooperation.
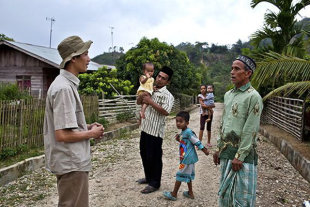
[252,52,310,100]
[92,52,124,65]
[250,0,310,54]
[97,117,109,128]
[86,112,98,124]
[116,37,200,95]
[0,83,32,100]
[0,144,28,160]
[78,66,134,98]
[116,111,135,122]
[0,34,14,41]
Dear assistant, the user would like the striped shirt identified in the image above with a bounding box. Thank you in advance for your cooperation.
[140,86,174,138]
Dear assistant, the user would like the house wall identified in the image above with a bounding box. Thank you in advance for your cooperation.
[0,45,59,97]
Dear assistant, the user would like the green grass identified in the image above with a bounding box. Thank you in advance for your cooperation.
[0,147,43,168]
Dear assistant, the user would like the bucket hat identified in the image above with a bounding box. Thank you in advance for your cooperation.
[57,36,93,68]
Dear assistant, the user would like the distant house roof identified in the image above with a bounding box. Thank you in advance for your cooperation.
[0,40,115,70]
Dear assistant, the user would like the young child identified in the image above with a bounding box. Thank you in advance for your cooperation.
[136,62,155,119]
[163,111,209,201]
[201,84,214,123]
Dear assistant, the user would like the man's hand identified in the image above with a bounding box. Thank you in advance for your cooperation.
[90,125,104,139]
[213,151,220,165]
[88,122,102,130]
[232,158,243,171]
[142,94,153,105]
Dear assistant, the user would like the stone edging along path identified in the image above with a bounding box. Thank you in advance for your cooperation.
[259,127,310,183]
[0,123,139,186]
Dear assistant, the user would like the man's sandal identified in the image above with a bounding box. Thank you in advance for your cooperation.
[141,185,158,194]
[136,178,148,184]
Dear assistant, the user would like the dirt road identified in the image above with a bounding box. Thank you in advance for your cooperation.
[1,103,309,207]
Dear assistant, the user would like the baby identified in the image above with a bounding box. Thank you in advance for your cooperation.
[136,62,155,119]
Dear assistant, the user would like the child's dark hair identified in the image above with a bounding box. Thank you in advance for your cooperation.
[206,84,214,89]
[142,62,154,70]
[176,111,190,122]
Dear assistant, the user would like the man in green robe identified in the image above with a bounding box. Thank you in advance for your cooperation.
[213,55,263,206]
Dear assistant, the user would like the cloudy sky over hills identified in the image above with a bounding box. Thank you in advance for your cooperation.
[1,0,309,58]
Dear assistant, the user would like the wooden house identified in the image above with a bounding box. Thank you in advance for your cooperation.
[0,40,115,98]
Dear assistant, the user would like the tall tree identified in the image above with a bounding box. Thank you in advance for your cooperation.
[251,51,310,100]
[250,0,310,53]
[116,37,200,95]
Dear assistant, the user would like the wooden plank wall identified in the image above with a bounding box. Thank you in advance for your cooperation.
[0,46,58,98]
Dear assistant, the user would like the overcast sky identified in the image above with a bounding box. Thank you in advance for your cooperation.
[1,0,309,58]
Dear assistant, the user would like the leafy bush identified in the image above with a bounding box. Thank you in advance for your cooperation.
[0,83,32,100]
[97,117,109,128]
[0,144,29,160]
[78,67,134,98]
[0,148,16,160]
[116,111,135,122]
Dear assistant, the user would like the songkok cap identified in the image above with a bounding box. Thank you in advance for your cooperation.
[235,55,256,72]
[57,36,93,68]
[160,66,173,80]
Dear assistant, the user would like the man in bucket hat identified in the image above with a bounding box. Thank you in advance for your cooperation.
[213,55,263,206]
[44,36,104,207]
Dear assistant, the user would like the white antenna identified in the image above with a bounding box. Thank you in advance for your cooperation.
[109,26,114,51]
[46,17,56,48]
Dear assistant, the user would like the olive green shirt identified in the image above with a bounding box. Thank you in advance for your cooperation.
[217,82,263,165]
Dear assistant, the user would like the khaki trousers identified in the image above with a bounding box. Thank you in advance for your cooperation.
[56,171,89,207]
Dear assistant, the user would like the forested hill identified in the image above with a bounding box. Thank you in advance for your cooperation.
[92,52,123,65]
[175,41,250,101]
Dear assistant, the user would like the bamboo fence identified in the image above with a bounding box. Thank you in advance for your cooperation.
[98,95,139,123]
[0,93,194,152]
[262,96,306,141]
[0,99,45,151]
[0,96,98,152]
[98,94,194,123]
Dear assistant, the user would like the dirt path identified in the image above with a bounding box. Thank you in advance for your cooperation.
[1,103,309,206]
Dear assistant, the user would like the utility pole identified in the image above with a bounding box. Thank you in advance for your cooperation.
[46,17,56,48]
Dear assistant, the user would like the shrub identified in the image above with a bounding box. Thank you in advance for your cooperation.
[0,83,32,100]
[97,117,109,128]
[116,111,135,122]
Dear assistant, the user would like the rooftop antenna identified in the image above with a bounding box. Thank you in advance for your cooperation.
[109,26,114,52]
[46,17,56,48]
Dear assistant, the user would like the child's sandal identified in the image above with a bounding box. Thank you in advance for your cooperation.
[183,191,194,199]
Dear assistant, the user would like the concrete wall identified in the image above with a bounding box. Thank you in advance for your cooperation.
[259,127,310,183]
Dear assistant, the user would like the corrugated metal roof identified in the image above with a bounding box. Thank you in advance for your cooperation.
[0,40,115,71]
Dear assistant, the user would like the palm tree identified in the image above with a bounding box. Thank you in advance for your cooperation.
[251,51,310,100]
[250,0,310,53]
